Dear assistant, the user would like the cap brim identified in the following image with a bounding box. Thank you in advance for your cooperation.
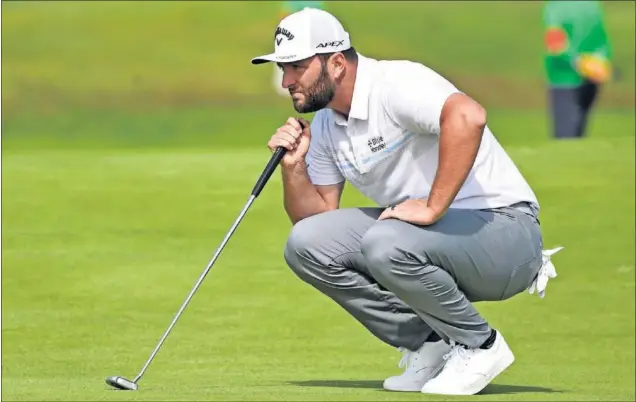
[251,53,279,65]
[251,51,316,65]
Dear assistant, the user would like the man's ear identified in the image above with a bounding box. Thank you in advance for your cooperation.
[329,53,347,80]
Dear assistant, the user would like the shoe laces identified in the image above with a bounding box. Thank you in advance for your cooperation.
[441,342,474,372]
[397,347,419,371]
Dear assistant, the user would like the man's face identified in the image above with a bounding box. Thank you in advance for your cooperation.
[278,56,335,114]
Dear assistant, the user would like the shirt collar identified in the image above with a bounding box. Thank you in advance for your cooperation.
[333,53,377,126]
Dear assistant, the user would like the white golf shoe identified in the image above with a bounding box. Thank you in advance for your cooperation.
[383,340,451,392]
[420,330,515,396]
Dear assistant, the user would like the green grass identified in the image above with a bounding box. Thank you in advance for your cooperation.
[2,0,634,116]
[2,1,635,401]
[2,105,634,151]
[2,111,635,401]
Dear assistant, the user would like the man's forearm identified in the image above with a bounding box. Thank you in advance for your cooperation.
[281,161,330,224]
[427,109,485,216]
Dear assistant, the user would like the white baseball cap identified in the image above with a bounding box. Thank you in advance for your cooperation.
[251,8,351,65]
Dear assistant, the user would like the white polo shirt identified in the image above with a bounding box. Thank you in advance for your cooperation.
[305,53,539,211]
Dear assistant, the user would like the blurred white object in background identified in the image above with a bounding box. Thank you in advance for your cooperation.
[273,65,289,97]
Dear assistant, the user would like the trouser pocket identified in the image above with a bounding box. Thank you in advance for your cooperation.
[500,250,542,300]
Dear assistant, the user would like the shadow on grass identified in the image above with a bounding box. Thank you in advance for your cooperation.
[479,384,563,395]
[288,380,383,389]
[289,380,562,395]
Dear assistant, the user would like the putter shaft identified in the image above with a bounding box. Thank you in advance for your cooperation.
[133,195,257,383]
[111,147,287,389]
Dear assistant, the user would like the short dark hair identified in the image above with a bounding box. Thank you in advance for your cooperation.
[317,46,358,64]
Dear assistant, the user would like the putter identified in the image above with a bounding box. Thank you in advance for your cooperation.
[106,144,289,391]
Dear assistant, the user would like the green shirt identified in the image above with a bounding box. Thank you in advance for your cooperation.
[543,0,612,87]
[282,0,325,13]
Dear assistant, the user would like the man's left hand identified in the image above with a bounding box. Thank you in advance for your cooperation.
[378,199,443,226]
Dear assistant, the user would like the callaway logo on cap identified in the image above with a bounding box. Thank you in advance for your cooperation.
[251,7,351,65]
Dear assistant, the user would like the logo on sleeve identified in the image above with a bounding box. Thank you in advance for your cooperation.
[545,26,568,54]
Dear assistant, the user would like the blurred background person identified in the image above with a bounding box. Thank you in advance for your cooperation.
[543,0,614,139]
[272,0,326,97]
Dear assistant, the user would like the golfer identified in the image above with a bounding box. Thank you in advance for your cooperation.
[251,8,563,395]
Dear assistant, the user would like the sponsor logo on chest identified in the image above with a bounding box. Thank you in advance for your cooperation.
[367,135,386,153]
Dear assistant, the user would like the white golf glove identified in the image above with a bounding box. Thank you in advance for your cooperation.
[528,246,564,299]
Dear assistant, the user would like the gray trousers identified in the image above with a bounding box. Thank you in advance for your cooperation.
[283,204,543,351]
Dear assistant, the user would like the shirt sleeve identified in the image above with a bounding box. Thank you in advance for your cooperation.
[383,63,461,136]
[305,112,345,186]
[543,3,570,56]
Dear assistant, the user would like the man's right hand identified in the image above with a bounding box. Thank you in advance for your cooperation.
[267,117,311,167]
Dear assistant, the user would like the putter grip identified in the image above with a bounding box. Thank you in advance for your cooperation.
[251,147,287,197]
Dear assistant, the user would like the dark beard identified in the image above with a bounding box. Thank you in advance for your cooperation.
[292,63,335,114]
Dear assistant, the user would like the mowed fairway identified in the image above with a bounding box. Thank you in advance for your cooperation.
[2,1,635,401]
[2,110,634,401]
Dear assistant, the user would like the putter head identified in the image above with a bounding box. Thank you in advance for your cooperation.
[105,376,138,391]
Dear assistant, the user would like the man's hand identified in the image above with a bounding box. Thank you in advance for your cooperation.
[267,117,311,167]
[378,199,443,226]
[576,53,613,84]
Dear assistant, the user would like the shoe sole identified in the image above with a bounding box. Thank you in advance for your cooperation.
[458,348,515,396]
[383,366,444,392]
[468,347,515,395]
[383,384,425,392]
[421,348,515,396]
[383,375,434,392]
